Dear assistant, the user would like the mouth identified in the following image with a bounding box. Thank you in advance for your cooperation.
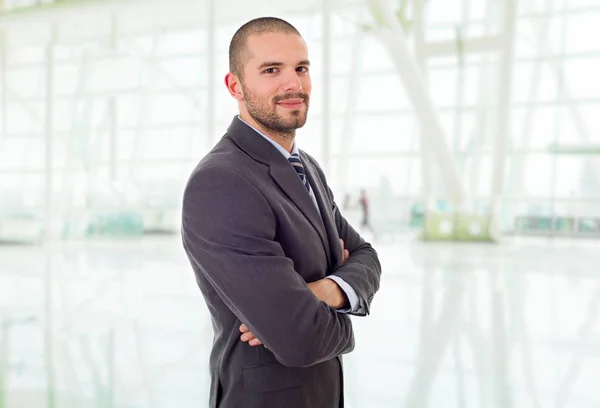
[276,98,305,109]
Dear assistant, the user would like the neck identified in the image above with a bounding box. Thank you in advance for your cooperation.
[240,112,295,153]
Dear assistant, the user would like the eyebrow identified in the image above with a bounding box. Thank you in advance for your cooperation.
[257,60,311,70]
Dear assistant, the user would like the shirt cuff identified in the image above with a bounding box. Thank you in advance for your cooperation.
[325,275,360,313]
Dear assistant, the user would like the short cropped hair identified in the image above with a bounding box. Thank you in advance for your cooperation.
[229,17,301,79]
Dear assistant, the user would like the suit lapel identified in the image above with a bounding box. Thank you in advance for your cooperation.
[269,154,331,266]
[225,116,331,265]
[301,154,340,268]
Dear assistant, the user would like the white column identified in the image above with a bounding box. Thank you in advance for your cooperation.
[549,2,567,234]
[109,14,118,183]
[321,0,332,175]
[0,318,8,408]
[43,25,57,408]
[0,28,6,141]
[44,25,56,240]
[413,0,436,212]
[109,97,117,182]
[490,0,517,216]
[206,0,216,148]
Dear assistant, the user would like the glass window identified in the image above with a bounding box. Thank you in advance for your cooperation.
[361,36,395,74]
[88,57,142,92]
[511,106,560,148]
[428,67,458,108]
[513,61,559,103]
[426,0,464,25]
[354,73,411,113]
[153,56,207,89]
[565,11,600,53]
[563,57,600,99]
[6,45,45,67]
[328,113,419,157]
[6,66,44,99]
[6,102,44,134]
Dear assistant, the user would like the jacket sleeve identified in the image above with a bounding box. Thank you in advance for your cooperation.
[328,195,382,316]
[181,165,355,367]
[306,156,382,317]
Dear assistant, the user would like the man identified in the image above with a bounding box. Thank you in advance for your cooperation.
[359,189,376,239]
[181,17,381,408]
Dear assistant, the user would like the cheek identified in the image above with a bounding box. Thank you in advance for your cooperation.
[255,84,280,103]
[302,78,312,93]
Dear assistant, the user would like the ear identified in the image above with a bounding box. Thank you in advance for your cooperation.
[225,73,244,101]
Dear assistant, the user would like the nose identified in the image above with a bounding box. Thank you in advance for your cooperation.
[281,70,303,92]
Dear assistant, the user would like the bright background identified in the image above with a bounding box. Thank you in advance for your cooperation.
[1,0,599,407]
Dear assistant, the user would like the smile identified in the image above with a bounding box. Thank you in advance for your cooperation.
[277,99,304,109]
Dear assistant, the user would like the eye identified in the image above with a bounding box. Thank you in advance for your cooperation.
[263,67,278,74]
[297,66,309,73]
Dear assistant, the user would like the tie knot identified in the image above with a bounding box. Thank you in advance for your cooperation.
[288,153,310,192]
[288,154,304,171]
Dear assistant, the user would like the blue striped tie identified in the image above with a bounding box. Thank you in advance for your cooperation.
[288,153,310,193]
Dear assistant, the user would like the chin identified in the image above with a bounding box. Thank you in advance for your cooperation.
[284,117,307,130]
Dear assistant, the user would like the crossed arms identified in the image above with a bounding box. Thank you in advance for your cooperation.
[182,166,381,367]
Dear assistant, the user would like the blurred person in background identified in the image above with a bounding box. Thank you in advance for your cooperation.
[181,17,381,408]
[359,188,376,239]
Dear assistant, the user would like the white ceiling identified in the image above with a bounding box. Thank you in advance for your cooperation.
[0,0,366,46]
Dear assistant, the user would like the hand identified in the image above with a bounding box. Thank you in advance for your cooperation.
[340,239,350,264]
[239,278,349,347]
[240,324,263,347]
[240,240,350,347]
[307,279,348,309]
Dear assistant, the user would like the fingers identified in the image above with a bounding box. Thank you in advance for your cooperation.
[239,324,263,346]
[340,239,349,263]
[241,331,262,345]
[249,338,262,346]
[339,238,350,263]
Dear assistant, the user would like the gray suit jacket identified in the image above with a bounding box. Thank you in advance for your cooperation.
[181,116,381,408]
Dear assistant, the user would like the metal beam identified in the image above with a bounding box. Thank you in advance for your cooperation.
[109,14,118,183]
[44,25,56,240]
[490,0,517,218]
[548,143,600,155]
[0,27,5,141]
[412,0,436,213]
[321,0,332,174]
[423,35,504,58]
[367,0,466,206]
[206,0,216,148]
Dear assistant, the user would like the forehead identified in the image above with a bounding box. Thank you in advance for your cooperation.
[244,32,308,65]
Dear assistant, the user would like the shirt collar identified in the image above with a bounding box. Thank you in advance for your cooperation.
[237,115,298,159]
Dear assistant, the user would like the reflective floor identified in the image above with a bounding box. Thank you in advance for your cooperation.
[1,232,599,407]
